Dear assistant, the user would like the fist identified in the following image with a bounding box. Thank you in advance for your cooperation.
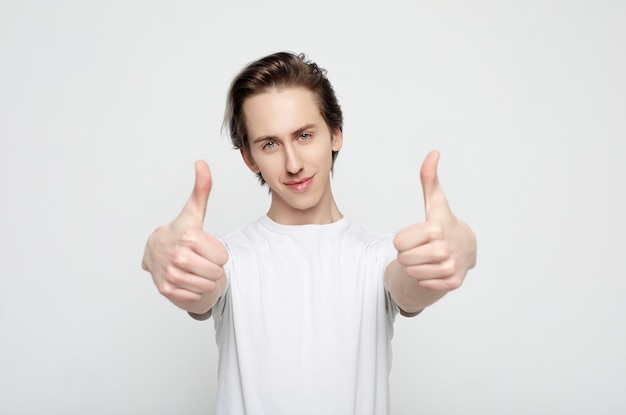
[142,161,229,310]
[393,151,476,291]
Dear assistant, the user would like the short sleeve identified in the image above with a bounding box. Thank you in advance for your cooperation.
[187,237,232,321]
[380,234,423,319]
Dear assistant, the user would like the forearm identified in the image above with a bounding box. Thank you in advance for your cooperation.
[384,260,448,314]
[173,277,228,316]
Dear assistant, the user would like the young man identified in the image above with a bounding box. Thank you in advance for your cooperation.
[142,52,477,414]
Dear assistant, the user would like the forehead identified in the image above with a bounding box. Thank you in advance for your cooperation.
[243,87,323,138]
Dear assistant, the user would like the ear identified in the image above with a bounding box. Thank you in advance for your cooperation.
[240,148,261,173]
[331,128,343,152]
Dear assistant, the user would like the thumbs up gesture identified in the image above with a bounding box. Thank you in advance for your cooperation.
[142,161,229,315]
[393,151,476,294]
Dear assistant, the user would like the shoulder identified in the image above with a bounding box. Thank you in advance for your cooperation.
[219,216,268,245]
[342,219,395,248]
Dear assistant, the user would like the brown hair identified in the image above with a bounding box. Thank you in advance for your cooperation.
[223,51,343,184]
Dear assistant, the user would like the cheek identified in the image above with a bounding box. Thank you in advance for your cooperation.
[255,159,281,179]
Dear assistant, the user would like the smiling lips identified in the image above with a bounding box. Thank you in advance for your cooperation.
[285,176,314,192]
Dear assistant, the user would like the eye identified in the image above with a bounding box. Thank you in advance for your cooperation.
[298,133,311,141]
[262,141,277,150]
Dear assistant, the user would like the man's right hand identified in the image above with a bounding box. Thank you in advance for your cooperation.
[141,160,229,315]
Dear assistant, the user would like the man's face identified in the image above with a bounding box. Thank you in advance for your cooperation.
[241,86,343,223]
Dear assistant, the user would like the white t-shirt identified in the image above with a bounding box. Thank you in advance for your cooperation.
[210,215,401,415]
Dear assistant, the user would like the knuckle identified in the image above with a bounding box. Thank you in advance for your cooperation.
[215,250,229,267]
[431,249,444,262]
[393,233,407,251]
[446,278,462,291]
[435,244,451,261]
[206,266,226,283]
[405,266,421,279]
[441,259,457,277]
[429,224,444,240]
[205,280,217,293]
[164,266,182,285]
[172,251,189,268]
[180,229,197,245]
[158,282,174,297]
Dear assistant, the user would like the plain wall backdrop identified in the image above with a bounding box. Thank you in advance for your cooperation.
[1,1,625,414]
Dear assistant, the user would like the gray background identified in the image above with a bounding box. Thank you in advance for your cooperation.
[1,0,625,413]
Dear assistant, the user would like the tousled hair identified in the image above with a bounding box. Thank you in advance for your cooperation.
[223,51,343,184]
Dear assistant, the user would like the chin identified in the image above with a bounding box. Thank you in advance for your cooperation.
[280,193,323,212]
[287,198,321,212]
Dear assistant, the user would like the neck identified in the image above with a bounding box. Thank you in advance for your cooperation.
[266,185,343,226]
[267,201,343,225]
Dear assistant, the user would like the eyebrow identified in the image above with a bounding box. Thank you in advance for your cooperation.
[252,123,317,144]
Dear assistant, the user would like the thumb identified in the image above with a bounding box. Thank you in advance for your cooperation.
[178,160,212,225]
[420,150,451,220]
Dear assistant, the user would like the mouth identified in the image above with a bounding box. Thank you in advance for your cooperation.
[284,176,314,192]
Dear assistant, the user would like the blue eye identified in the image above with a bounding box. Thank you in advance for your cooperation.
[262,141,276,150]
[298,133,311,141]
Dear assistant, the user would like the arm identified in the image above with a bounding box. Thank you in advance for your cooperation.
[384,151,477,314]
[141,161,229,316]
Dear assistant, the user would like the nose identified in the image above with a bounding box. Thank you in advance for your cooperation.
[284,144,303,174]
